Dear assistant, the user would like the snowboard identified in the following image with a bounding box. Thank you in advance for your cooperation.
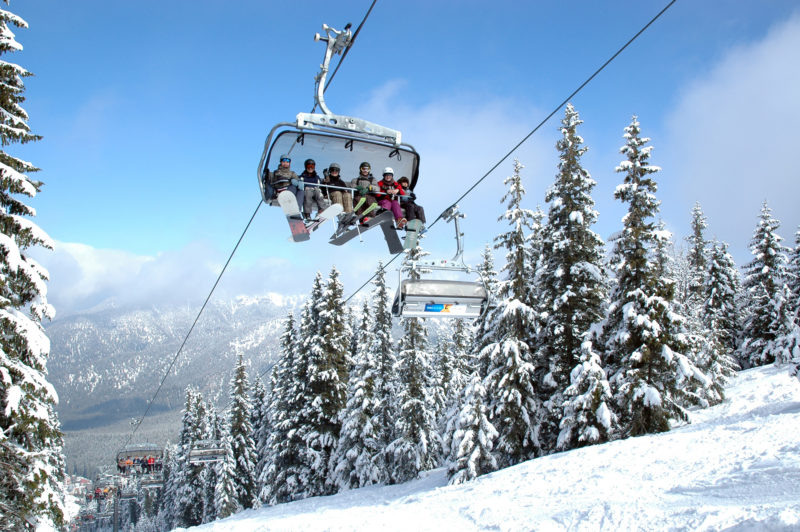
[307,203,343,233]
[403,219,423,250]
[278,190,310,242]
[380,221,405,254]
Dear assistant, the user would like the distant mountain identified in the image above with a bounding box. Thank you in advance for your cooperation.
[47,294,304,432]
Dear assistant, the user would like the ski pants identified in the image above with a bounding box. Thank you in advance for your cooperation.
[303,186,329,217]
[379,198,404,220]
[402,202,426,224]
[328,190,354,213]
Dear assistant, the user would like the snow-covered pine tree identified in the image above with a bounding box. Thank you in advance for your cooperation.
[258,312,304,505]
[557,338,614,449]
[201,402,220,523]
[481,159,540,467]
[388,245,441,483]
[155,443,178,529]
[738,202,789,367]
[369,264,397,481]
[535,104,607,452]
[332,299,383,490]
[228,354,257,509]
[699,241,740,404]
[174,388,206,527]
[0,6,65,530]
[214,429,239,519]
[446,374,498,484]
[686,202,708,303]
[473,244,499,379]
[249,374,268,507]
[435,319,473,424]
[601,116,706,438]
[300,267,350,496]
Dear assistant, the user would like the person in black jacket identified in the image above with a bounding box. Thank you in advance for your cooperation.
[323,162,354,214]
[397,176,426,225]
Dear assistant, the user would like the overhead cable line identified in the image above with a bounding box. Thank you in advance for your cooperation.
[344,0,678,305]
[123,201,263,448]
[124,0,381,440]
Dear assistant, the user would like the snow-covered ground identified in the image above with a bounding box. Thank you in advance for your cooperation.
[180,365,800,531]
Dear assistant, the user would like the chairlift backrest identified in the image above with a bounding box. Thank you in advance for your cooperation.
[188,439,225,464]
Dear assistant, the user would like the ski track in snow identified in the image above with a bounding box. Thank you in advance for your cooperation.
[179,365,800,532]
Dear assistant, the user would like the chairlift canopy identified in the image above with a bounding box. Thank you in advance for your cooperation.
[188,439,225,464]
[116,443,163,462]
[258,127,420,204]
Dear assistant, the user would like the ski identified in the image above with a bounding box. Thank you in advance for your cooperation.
[306,203,343,233]
[335,200,380,233]
[278,190,310,242]
[380,221,405,254]
[403,219,423,250]
[329,210,394,247]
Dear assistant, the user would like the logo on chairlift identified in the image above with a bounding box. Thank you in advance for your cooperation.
[425,304,452,313]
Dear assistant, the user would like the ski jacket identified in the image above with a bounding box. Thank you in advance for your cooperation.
[323,174,350,198]
[350,173,377,194]
[376,178,405,200]
[300,170,322,185]
[271,166,298,186]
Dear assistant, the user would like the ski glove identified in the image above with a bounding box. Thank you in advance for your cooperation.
[357,186,367,195]
[291,179,305,191]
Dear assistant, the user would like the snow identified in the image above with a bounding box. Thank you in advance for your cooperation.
[179,364,800,532]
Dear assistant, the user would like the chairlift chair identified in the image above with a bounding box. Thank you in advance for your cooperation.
[257,23,420,216]
[188,439,225,465]
[392,206,489,319]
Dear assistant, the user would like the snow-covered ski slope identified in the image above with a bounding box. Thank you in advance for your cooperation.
[181,365,800,531]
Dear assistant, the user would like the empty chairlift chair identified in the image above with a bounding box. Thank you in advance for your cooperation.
[392,279,488,318]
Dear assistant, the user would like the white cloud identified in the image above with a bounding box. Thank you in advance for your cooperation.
[663,12,800,262]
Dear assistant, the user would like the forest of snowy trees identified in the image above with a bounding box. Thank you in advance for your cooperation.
[122,105,800,531]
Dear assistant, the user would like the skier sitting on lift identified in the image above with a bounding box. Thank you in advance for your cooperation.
[268,154,304,209]
[397,176,426,225]
[322,162,354,214]
[376,167,407,229]
[350,161,379,222]
[299,158,330,220]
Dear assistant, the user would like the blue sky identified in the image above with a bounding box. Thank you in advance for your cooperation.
[9,0,800,315]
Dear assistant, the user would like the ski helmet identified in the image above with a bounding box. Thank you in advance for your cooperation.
[304,158,316,167]
[383,167,394,176]
[329,162,341,172]
[360,161,371,170]
[279,154,291,162]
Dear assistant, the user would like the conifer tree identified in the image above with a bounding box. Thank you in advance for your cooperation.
[174,388,206,527]
[699,241,740,404]
[0,6,65,529]
[369,264,397,480]
[249,374,268,505]
[473,244,499,378]
[787,228,800,320]
[738,202,789,367]
[259,313,304,505]
[388,246,440,483]
[214,430,239,519]
[228,354,257,509]
[447,374,498,484]
[686,202,709,302]
[201,404,220,523]
[333,299,383,490]
[602,116,705,438]
[156,444,178,529]
[300,267,350,496]
[557,339,614,449]
[481,160,540,467]
[535,104,607,452]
